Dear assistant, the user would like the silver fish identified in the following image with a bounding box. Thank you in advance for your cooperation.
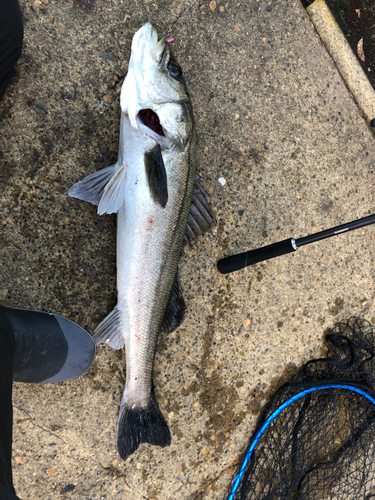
[68,23,215,460]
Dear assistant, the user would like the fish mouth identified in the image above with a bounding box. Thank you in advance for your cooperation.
[150,35,166,64]
[137,109,165,137]
[143,23,166,64]
[131,22,166,65]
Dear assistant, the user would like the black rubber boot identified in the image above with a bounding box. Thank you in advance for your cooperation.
[0,0,23,101]
[0,306,95,384]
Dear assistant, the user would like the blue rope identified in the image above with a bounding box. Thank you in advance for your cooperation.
[227,384,375,500]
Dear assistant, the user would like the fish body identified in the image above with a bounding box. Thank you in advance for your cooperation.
[115,118,194,407]
[68,23,214,460]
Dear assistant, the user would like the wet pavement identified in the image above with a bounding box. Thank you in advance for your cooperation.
[1,0,375,498]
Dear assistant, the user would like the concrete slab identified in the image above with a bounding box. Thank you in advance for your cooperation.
[1,0,375,498]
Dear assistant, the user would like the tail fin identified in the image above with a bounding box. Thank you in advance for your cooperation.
[116,390,171,460]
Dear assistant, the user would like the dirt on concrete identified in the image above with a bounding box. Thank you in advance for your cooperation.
[1,0,375,499]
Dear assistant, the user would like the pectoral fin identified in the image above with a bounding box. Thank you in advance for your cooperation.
[97,166,127,215]
[68,163,126,215]
[68,165,117,206]
[184,175,216,245]
[144,144,168,208]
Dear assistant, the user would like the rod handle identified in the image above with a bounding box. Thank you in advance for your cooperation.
[217,238,297,274]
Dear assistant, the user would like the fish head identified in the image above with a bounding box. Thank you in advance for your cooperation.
[121,22,194,150]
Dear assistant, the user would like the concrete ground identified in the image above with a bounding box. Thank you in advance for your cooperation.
[1,0,375,498]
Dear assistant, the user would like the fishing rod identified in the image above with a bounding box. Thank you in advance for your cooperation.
[217,213,375,275]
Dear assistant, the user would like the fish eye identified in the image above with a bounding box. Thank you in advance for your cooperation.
[168,63,181,78]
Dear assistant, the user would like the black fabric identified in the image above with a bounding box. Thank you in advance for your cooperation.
[0,485,21,500]
[0,0,23,101]
[0,2,24,495]
[0,311,21,499]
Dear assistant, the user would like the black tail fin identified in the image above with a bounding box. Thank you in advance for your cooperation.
[116,391,171,460]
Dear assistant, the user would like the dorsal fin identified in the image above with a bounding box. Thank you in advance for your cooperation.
[184,175,216,245]
[161,273,186,334]
[144,144,168,208]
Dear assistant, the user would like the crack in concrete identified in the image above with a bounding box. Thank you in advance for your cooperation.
[168,0,198,32]
[122,478,149,500]
[13,409,152,500]
[176,460,239,500]
[13,404,67,442]
[357,293,375,317]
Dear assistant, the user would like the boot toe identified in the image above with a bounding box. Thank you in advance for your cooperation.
[1,306,95,384]
[42,314,96,383]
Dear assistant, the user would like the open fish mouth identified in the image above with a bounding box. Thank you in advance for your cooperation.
[137,109,165,137]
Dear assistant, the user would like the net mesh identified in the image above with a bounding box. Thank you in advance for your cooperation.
[226,317,375,500]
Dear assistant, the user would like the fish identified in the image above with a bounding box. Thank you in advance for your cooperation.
[68,22,215,460]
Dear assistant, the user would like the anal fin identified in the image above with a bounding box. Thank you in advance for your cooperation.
[93,307,124,349]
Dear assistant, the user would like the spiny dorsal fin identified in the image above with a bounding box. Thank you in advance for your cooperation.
[144,144,168,208]
[161,274,186,334]
[184,175,216,245]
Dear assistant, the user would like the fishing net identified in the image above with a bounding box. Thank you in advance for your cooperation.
[226,317,375,500]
